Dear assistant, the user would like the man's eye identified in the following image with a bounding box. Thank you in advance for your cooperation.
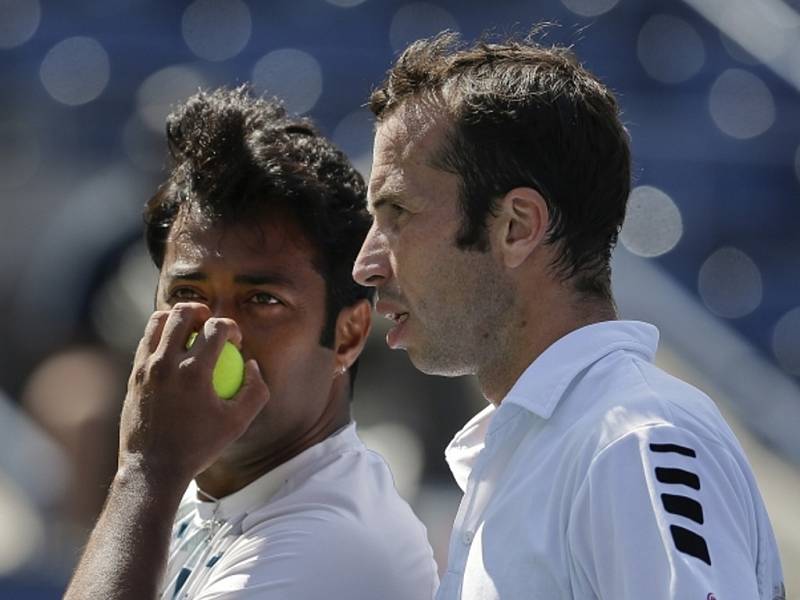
[170,288,202,301]
[250,292,280,305]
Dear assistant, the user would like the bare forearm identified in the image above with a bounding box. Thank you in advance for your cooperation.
[64,463,186,600]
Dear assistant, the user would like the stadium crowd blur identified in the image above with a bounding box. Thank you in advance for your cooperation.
[1,0,799,597]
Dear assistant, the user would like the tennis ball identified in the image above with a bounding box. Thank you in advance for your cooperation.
[186,332,245,399]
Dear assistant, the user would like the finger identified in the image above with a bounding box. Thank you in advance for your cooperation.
[155,302,212,358]
[226,359,270,437]
[204,317,242,348]
[133,311,170,365]
[188,317,242,370]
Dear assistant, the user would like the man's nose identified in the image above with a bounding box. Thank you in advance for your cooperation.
[207,297,237,320]
[353,225,391,287]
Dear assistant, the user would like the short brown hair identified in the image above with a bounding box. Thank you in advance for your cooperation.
[369,30,631,299]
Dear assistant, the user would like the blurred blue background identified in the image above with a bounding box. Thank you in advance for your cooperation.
[1,0,799,597]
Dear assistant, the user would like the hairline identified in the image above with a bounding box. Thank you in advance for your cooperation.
[372,91,614,296]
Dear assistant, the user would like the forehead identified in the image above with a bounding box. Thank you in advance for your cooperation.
[370,102,455,205]
[373,101,451,163]
[162,208,320,277]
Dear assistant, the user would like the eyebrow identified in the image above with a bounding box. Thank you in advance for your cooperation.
[165,270,297,289]
[368,192,403,215]
[234,273,296,288]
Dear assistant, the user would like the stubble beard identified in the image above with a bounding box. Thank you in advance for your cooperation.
[406,257,515,379]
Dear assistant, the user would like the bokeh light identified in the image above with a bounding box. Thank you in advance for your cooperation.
[137,65,208,132]
[389,2,459,53]
[0,122,40,189]
[637,14,705,84]
[252,48,323,115]
[620,185,683,257]
[698,246,763,318]
[772,307,800,376]
[39,36,110,106]
[182,0,251,62]
[708,69,775,139]
[560,0,619,18]
[0,0,40,49]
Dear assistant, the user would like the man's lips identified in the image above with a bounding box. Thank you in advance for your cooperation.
[386,312,409,324]
[375,300,410,348]
[375,300,409,323]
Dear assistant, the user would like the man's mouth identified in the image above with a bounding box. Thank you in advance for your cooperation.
[384,312,409,324]
[377,306,410,349]
[385,313,409,348]
[375,299,410,348]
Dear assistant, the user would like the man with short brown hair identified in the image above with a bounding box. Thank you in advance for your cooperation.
[353,31,784,600]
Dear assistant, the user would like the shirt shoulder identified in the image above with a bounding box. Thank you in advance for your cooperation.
[191,510,398,599]
[562,349,738,458]
[566,423,783,600]
[192,445,438,600]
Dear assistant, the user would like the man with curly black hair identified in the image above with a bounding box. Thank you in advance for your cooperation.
[65,87,438,600]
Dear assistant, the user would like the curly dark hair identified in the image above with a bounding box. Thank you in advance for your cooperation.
[369,30,631,299]
[144,86,373,387]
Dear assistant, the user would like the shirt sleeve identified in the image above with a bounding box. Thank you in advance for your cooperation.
[189,508,429,600]
[566,423,774,600]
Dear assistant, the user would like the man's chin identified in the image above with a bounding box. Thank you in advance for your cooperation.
[406,345,474,378]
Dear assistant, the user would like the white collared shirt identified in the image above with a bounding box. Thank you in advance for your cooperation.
[437,321,784,600]
[160,423,439,600]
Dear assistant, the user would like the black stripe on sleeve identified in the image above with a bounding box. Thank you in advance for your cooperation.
[649,443,696,457]
[669,525,711,565]
[661,493,704,524]
[655,467,701,490]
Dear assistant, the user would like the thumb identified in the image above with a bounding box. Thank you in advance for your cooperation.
[226,359,270,437]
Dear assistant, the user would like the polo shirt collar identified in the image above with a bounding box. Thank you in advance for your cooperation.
[192,421,361,521]
[445,321,658,491]
[444,403,496,492]
[503,320,658,419]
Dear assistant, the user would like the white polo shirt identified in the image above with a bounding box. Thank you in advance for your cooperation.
[159,422,439,600]
[437,321,784,600]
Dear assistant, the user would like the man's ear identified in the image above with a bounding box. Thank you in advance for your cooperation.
[333,299,372,375]
[492,187,549,269]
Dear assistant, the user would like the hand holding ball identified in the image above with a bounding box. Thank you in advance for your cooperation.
[186,332,245,399]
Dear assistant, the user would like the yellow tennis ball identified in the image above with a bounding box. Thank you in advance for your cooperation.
[186,332,245,399]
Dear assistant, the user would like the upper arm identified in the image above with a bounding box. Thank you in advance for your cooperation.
[567,424,764,600]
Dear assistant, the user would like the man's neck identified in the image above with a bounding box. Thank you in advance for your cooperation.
[195,401,351,499]
[477,298,617,405]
